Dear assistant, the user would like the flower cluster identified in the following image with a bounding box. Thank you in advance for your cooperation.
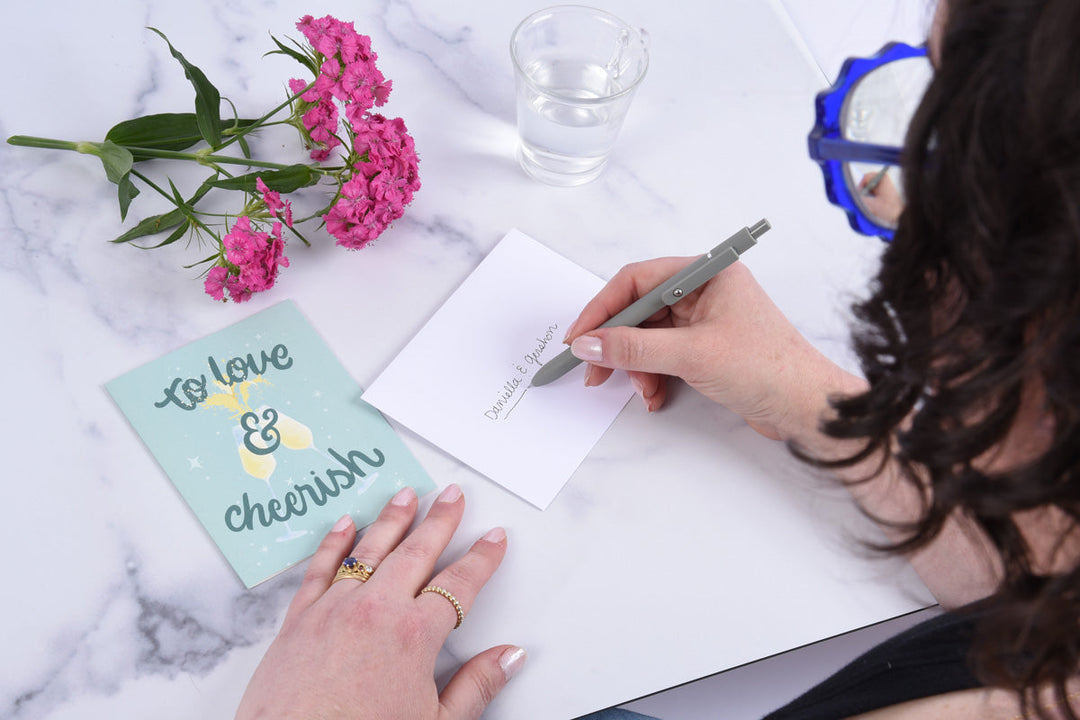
[287,15,420,252]
[204,179,293,302]
[6,14,421,305]
[257,176,294,228]
[204,223,289,304]
[204,14,422,301]
[326,115,421,249]
[288,15,392,160]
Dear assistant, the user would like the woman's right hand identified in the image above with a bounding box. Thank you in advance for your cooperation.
[565,258,865,444]
[859,171,904,226]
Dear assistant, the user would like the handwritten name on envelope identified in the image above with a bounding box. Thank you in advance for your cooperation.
[362,230,633,509]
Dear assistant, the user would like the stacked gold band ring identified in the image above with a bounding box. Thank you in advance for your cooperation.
[333,557,374,585]
[420,586,464,629]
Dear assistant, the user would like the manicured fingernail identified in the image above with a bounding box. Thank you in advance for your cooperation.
[499,646,527,681]
[583,363,597,387]
[332,514,353,533]
[390,486,415,506]
[482,527,506,544]
[437,483,462,503]
[570,335,603,363]
[631,377,652,411]
[562,319,577,344]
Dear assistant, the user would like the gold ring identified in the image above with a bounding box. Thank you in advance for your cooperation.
[420,586,464,629]
[332,557,374,585]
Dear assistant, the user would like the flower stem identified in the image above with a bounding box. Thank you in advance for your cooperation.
[9,134,329,174]
[7,135,80,151]
[215,81,316,153]
[131,169,219,240]
[125,146,312,171]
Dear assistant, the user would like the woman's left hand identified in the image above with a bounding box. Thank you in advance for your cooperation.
[235,483,524,720]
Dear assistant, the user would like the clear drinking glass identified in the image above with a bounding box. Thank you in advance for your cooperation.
[510,6,649,186]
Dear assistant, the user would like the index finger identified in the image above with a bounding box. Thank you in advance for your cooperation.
[567,256,698,342]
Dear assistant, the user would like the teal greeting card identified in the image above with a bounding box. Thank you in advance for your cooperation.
[107,301,434,587]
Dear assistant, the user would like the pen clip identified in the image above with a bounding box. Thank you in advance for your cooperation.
[660,247,739,305]
[657,223,762,306]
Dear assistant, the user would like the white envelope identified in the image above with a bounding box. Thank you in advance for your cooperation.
[363,229,633,509]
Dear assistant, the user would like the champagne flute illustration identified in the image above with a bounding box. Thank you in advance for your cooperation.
[265,407,379,496]
[232,424,308,542]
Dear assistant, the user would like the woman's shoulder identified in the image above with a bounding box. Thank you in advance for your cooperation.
[851,683,1080,720]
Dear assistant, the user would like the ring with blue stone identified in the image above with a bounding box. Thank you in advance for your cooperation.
[332,557,374,585]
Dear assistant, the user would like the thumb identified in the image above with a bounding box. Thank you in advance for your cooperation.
[571,325,698,379]
[438,645,527,720]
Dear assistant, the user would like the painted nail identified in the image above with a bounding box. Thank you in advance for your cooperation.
[437,483,462,503]
[499,646,527,681]
[571,335,603,363]
[390,486,415,507]
[632,378,653,411]
[561,319,577,344]
[332,514,353,533]
[482,527,506,544]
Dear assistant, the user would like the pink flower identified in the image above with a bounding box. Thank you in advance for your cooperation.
[296,15,337,53]
[299,97,341,160]
[204,265,230,302]
[289,77,319,104]
[340,31,373,65]
[256,177,294,228]
[324,115,420,249]
[373,79,392,106]
[353,114,421,191]
[204,217,290,303]
[290,14,392,145]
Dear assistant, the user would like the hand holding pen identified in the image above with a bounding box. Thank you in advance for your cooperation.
[538,220,863,443]
[532,220,768,388]
[859,168,904,226]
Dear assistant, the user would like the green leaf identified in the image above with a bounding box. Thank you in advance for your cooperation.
[206,164,317,193]
[140,221,191,249]
[148,27,223,147]
[112,208,186,244]
[106,113,257,160]
[184,252,221,270]
[189,177,217,204]
[117,174,140,221]
[167,178,185,206]
[267,34,318,75]
[111,175,215,244]
[76,139,138,220]
[238,135,252,159]
[76,141,134,183]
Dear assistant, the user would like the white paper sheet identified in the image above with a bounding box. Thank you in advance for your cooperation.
[362,229,634,509]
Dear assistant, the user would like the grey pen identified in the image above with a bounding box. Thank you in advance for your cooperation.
[530,218,771,387]
[861,166,889,195]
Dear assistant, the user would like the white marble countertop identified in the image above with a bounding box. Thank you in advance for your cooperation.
[0,1,931,718]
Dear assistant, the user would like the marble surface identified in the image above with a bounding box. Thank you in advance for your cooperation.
[0,1,931,718]
[776,0,934,81]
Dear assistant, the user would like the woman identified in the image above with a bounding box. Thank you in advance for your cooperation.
[236,0,1080,717]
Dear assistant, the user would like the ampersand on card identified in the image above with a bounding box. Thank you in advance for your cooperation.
[240,408,281,455]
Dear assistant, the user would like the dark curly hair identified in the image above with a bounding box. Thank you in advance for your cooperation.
[809,0,1080,716]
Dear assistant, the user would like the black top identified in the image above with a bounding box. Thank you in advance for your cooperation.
[762,606,985,720]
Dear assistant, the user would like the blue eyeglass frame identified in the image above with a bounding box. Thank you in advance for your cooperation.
[808,42,928,240]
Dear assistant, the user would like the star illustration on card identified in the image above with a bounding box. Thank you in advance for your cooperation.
[187,457,203,470]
